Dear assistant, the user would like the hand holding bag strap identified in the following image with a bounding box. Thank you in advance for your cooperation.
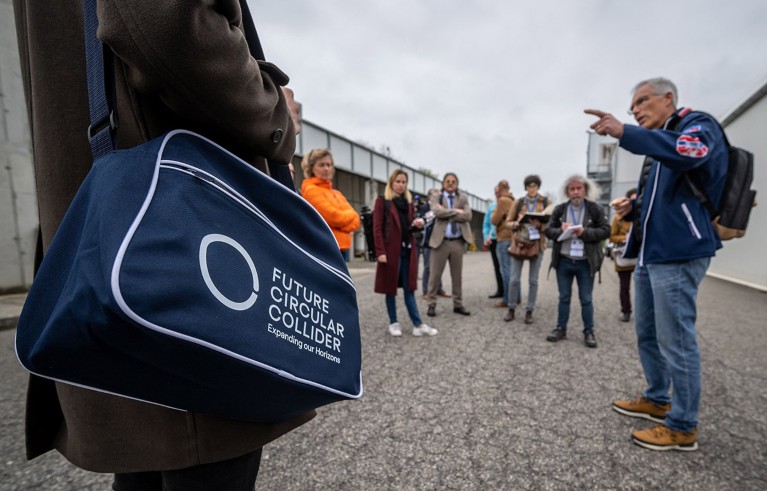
[82,0,296,190]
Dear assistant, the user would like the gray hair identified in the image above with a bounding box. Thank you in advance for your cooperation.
[632,77,678,106]
[560,174,600,201]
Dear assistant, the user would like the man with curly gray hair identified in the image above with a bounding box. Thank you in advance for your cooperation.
[544,175,609,348]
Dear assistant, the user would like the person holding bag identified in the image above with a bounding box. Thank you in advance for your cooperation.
[13,0,315,488]
[504,175,548,324]
[373,170,437,337]
[610,188,638,323]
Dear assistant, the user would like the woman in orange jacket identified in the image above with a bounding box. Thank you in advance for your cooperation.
[301,149,361,260]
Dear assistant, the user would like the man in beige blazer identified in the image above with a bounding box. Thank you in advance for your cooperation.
[426,173,474,317]
[14,0,312,488]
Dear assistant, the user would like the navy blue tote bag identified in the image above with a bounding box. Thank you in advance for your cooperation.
[16,130,363,422]
[15,0,362,423]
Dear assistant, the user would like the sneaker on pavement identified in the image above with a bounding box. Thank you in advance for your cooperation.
[632,425,698,452]
[388,322,403,337]
[620,312,631,322]
[612,396,670,424]
[413,324,438,337]
[524,310,534,324]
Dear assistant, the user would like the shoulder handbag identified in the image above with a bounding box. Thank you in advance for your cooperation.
[508,226,540,260]
[15,0,362,423]
[509,239,540,260]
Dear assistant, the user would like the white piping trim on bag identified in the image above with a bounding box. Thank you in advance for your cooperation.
[110,130,362,400]
[160,161,354,289]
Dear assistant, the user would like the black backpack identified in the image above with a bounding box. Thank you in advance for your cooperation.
[673,110,757,241]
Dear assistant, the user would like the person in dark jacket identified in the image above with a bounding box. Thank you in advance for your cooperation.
[13,0,312,488]
[374,170,437,337]
[544,175,609,348]
[586,77,727,452]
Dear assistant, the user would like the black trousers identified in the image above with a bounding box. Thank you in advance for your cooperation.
[112,448,262,491]
[489,239,504,294]
[618,269,633,314]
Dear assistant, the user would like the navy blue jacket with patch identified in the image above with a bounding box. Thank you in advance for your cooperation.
[620,108,728,265]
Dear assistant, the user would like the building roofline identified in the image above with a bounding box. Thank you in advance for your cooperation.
[720,79,767,127]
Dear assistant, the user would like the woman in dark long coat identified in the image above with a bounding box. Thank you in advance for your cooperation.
[373,170,438,337]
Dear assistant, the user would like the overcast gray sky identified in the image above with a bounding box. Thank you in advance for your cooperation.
[253,0,767,200]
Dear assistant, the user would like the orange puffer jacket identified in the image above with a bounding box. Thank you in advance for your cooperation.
[301,177,360,250]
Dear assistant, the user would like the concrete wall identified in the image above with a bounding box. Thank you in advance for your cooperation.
[709,90,767,290]
[0,0,37,293]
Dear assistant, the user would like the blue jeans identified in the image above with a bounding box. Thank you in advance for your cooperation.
[508,253,541,311]
[555,257,594,332]
[634,257,710,432]
[386,251,423,327]
[496,240,511,304]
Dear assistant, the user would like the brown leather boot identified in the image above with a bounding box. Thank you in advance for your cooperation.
[524,310,534,324]
[503,309,515,322]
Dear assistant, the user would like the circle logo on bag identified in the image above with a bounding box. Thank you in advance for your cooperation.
[199,234,259,311]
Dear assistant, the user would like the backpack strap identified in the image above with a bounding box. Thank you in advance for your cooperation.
[669,108,726,218]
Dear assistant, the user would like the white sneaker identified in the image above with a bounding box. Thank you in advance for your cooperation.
[412,324,438,337]
[388,322,403,337]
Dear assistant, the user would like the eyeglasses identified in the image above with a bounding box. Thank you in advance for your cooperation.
[627,94,660,115]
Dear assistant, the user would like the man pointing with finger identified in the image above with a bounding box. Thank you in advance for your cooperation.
[585,77,727,452]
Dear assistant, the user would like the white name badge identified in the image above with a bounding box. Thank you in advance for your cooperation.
[570,238,584,258]
[528,226,540,241]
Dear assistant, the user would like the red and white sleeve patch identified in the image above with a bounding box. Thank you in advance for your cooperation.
[676,134,709,158]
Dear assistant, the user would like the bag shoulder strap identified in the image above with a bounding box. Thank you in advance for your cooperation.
[83,0,116,160]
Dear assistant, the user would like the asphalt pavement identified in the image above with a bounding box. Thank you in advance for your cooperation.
[1,251,766,490]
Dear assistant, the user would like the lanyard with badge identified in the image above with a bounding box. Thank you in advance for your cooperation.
[525,196,540,241]
[568,203,585,258]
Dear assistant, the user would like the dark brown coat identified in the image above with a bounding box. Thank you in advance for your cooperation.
[13,0,314,473]
[491,193,516,242]
[373,197,419,294]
